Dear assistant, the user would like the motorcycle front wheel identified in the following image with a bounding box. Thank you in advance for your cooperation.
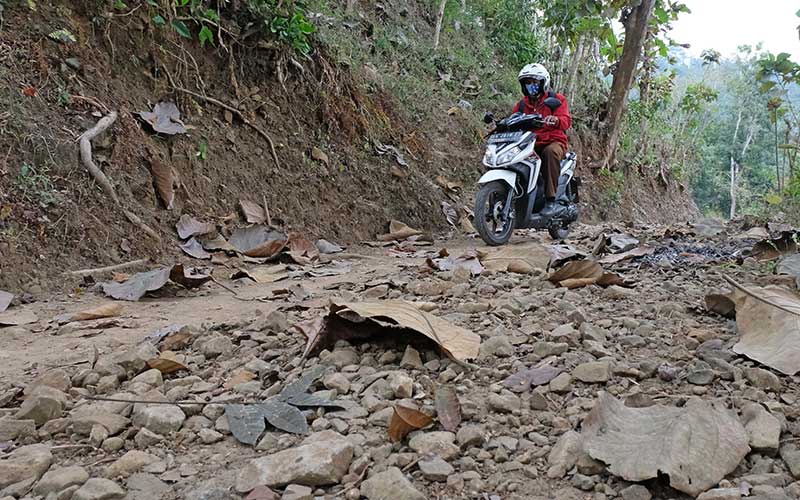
[474,181,515,246]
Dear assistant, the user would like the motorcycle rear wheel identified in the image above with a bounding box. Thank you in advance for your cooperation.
[475,181,515,246]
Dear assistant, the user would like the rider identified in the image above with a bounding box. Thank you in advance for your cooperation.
[512,63,572,218]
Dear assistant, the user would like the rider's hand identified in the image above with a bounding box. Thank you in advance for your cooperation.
[544,115,559,127]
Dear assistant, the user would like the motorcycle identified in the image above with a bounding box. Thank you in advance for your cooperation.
[474,97,580,246]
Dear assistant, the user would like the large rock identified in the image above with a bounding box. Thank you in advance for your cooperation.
[0,444,52,489]
[132,391,186,435]
[0,417,36,441]
[33,466,89,496]
[361,467,425,500]
[408,431,460,460]
[479,336,514,358]
[697,488,742,500]
[71,410,130,436]
[24,369,71,395]
[15,388,66,426]
[418,455,454,481]
[116,343,158,375]
[743,368,781,392]
[72,478,126,500]
[780,444,800,479]
[547,431,583,479]
[236,431,354,492]
[105,450,161,478]
[620,484,652,500]
[487,391,521,413]
[743,403,781,451]
[573,361,612,383]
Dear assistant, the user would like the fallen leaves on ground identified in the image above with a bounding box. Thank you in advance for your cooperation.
[547,244,587,268]
[239,199,268,225]
[176,215,215,240]
[146,352,188,374]
[147,155,178,210]
[231,265,288,284]
[169,265,212,289]
[502,365,561,393]
[547,260,627,289]
[199,234,238,254]
[287,233,319,265]
[229,226,287,258]
[427,250,484,276]
[725,276,800,375]
[704,292,736,318]
[378,220,423,242]
[749,233,797,261]
[441,201,459,228]
[301,301,481,361]
[316,239,343,254]
[60,303,123,322]
[606,233,639,253]
[311,147,330,166]
[388,404,433,442]
[0,291,12,313]
[597,246,655,265]
[434,385,461,432]
[137,102,187,135]
[777,253,800,289]
[224,370,258,389]
[478,242,551,274]
[581,392,750,497]
[179,238,211,260]
[102,265,211,301]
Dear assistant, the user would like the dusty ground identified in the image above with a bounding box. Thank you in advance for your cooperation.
[1,220,799,500]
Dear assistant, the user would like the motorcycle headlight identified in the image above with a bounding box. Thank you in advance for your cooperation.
[483,145,497,166]
[497,146,522,164]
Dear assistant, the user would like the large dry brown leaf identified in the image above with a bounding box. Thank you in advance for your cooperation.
[179,237,211,260]
[478,242,551,274]
[427,250,484,276]
[548,260,603,283]
[169,265,212,289]
[148,156,177,209]
[231,265,288,284]
[287,232,320,265]
[777,254,800,289]
[102,267,172,301]
[435,385,461,432]
[750,233,797,261]
[705,292,736,318]
[598,246,655,265]
[726,276,800,375]
[547,244,587,268]
[65,303,123,322]
[229,226,288,258]
[198,234,238,254]
[607,233,639,253]
[146,353,188,374]
[239,200,267,225]
[388,405,433,442]
[582,392,750,497]
[137,102,187,135]
[176,215,215,240]
[0,290,13,313]
[378,220,423,242]
[224,370,258,389]
[305,301,481,361]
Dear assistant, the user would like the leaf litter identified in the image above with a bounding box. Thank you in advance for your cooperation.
[547,260,627,289]
[388,404,433,442]
[426,249,484,276]
[0,290,12,313]
[137,102,188,135]
[176,215,215,240]
[101,265,211,301]
[434,385,461,432]
[502,364,561,393]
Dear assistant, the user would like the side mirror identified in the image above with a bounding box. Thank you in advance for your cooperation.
[483,112,495,124]
[544,96,562,111]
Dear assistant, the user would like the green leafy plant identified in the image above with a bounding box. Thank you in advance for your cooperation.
[246,0,316,55]
[195,142,208,160]
[17,163,60,207]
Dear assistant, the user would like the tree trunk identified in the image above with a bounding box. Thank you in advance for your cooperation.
[565,36,584,101]
[599,0,656,169]
[433,0,447,50]
[729,156,737,219]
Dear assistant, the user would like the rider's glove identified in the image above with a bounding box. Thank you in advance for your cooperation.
[544,115,559,127]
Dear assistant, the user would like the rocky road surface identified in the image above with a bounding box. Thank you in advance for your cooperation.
[1,220,799,500]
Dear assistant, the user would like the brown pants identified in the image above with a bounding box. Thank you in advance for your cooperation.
[535,142,565,199]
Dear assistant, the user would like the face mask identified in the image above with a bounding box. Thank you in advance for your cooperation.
[525,81,542,96]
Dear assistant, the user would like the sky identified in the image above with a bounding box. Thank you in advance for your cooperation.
[669,0,800,60]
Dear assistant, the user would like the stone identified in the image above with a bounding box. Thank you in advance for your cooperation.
[571,473,595,491]
[547,431,582,479]
[200,336,233,357]
[323,373,351,394]
[252,310,289,333]
[125,473,172,499]
[533,342,569,357]
[236,431,354,492]
[0,417,36,441]
[487,390,521,413]
[549,373,572,393]
[744,368,781,392]
[687,361,715,385]
[102,437,125,452]
[743,403,781,451]
[400,346,423,369]
[15,392,64,426]
[134,428,164,448]
[389,373,413,399]
[620,484,652,500]
[361,467,425,500]
[780,444,800,479]
[696,488,742,500]
[572,361,612,383]
[322,348,360,369]
[33,466,89,496]
[529,390,549,410]
[456,425,485,448]
[0,444,52,489]
[199,428,224,444]
[282,484,313,500]
[479,336,514,358]
[408,432,460,460]
[418,455,454,481]
[90,424,110,446]
[130,369,163,387]
[116,344,159,375]
[72,478,126,500]
[105,450,161,479]
[25,369,71,395]
[132,391,186,434]
[71,410,130,436]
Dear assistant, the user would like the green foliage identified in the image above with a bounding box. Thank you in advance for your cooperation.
[246,0,316,55]
[472,0,545,68]
[680,83,718,114]
[16,163,60,207]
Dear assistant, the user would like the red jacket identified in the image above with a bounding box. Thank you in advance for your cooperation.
[511,91,572,149]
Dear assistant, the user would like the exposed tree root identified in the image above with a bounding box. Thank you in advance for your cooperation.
[66,258,150,277]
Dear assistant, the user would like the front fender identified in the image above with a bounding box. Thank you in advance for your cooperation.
[478,169,517,189]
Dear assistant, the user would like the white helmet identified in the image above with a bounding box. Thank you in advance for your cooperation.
[518,63,550,96]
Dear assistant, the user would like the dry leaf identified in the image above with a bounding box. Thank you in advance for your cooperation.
[598,246,655,265]
[777,253,800,289]
[305,301,481,361]
[606,233,639,253]
[137,102,187,135]
[179,237,212,260]
[66,303,123,322]
[0,290,13,313]
[112,272,130,282]
[378,220,423,242]
[102,267,172,301]
[161,330,193,351]
[229,226,288,258]
[582,392,749,497]
[705,292,736,318]
[287,233,320,265]
[176,215,214,240]
[547,244,587,268]
[435,385,461,432]
[548,260,627,289]
[231,265,288,284]
[311,147,329,166]
[146,356,188,374]
[239,199,267,224]
[478,242,551,273]
[169,264,212,289]
[427,250,484,276]
[502,365,561,392]
[148,155,177,209]
[750,233,797,261]
[388,405,433,442]
[726,276,800,375]
[224,370,258,389]
[316,239,344,254]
